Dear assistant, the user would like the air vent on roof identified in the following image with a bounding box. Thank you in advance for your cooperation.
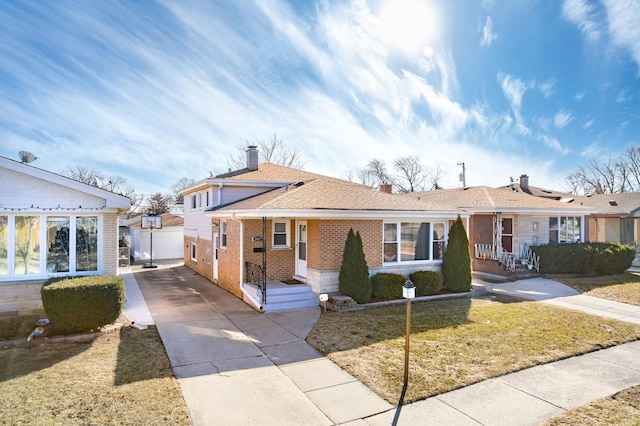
[541,189,552,194]
[609,200,617,206]
[293,181,304,187]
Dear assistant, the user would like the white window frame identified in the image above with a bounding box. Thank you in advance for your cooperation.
[383,221,446,264]
[272,219,291,248]
[190,195,197,210]
[549,216,582,243]
[220,220,227,249]
[190,242,197,262]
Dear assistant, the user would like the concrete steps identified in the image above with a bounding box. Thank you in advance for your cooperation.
[243,281,320,312]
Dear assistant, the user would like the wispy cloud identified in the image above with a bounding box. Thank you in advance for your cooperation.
[561,0,602,42]
[575,91,586,101]
[540,135,570,154]
[498,72,528,124]
[584,118,595,128]
[554,109,575,128]
[537,78,557,98]
[602,0,640,71]
[480,16,498,47]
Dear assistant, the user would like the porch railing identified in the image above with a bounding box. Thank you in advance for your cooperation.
[474,244,516,271]
[475,243,540,273]
[245,261,267,306]
[518,244,540,272]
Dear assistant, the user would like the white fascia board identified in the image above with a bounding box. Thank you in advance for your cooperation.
[206,209,468,220]
[467,207,597,215]
[0,156,131,210]
[180,179,290,194]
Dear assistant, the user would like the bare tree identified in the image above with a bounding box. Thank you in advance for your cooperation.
[171,177,196,204]
[348,156,443,193]
[60,165,135,197]
[620,146,640,192]
[393,156,428,193]
[564,149,640,194]
[226,134,306,170]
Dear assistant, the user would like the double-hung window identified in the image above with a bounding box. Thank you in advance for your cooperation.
[384,221,446,263]
[272,220,290,248]
[220,221,227,249]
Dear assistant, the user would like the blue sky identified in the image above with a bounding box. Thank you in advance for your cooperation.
[1,0,639,196]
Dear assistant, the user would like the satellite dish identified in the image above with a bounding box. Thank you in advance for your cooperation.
[19,151,37,163]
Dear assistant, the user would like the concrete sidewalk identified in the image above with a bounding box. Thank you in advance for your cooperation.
[127,265,640,425]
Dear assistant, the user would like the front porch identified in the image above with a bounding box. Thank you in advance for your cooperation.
[473,244,541,282]
[242,280,320,312]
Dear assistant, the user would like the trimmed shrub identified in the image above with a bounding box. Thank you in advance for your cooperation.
[531,242,635,275]
[338,228,371,304]
[410,270,443,296]
[371,273,406,300]
[442,215,472,293]
[41,276,126,334]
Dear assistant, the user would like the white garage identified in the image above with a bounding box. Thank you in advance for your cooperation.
[126,213,184,261]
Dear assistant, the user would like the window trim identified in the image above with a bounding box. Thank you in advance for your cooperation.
[190,242,197,262]
[383,221,446,264]
[220,220,227,249]
[272,219,291,248]
[549,215,582,243]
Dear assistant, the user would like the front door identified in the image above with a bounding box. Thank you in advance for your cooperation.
[213,234,219,282]
[295,221,307,278]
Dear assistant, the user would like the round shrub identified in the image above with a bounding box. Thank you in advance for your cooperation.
[371,273,406,300]
[41,276,126,334]
[410,270,443,296]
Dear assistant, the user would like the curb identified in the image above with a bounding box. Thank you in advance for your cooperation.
[0,322,123,350]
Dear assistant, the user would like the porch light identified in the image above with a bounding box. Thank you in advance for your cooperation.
[403,280,415,299]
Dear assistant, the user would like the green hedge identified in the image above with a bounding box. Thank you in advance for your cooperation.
[371,273,406,300]
[41,276,126,334]
[338,229,371,304]
[410,270,443,296]
[531,242,635,275]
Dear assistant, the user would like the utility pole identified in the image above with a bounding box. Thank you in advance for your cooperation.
[457,162,466,187]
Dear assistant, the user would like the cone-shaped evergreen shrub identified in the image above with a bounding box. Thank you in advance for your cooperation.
[442,215,472,292]
[338,228,371,304]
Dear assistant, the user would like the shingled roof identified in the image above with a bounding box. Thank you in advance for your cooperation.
[404,186,593,213]
[570,193,640,216]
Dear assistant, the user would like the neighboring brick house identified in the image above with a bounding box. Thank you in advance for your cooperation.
[505,174,640,245]
[404,186,594,280]
[180,147,465,312]
[0,155,131,315]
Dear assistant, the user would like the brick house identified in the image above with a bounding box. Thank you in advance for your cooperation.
[180,147,466,312]
[505,174,640,245]
[404,186,594,280]
[0,155,131,315]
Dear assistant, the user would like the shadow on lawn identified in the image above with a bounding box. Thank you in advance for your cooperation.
[306,297,473,353]
[0,337,91,382]
[114,326,174,386]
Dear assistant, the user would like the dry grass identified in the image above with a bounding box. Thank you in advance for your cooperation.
[554,272,640,306]
[543,385,640,425]
[306,296,640,405]
[0,326,191,425]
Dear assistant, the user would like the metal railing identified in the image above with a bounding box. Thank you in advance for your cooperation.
[245,261,267,306]
[518,245,540,272]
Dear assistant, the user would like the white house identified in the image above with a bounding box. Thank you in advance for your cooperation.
[0,155,131,315]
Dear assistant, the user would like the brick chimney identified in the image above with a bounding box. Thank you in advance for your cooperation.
[246,145,259,171]
[520,174,529,191]
[379,184,393,193]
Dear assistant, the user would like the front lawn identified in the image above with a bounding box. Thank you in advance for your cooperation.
[306,296,640,405]
[0,326,191,425]
[554,272,640,306]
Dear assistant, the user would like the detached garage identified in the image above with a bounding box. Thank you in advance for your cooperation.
[126,213,183,261]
